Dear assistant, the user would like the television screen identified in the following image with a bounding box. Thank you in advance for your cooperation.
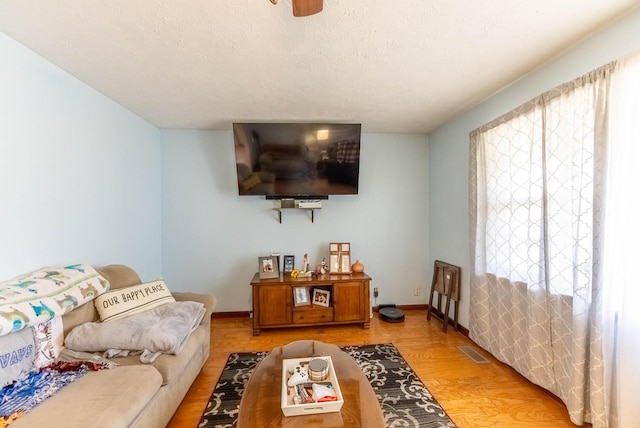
[233,123,361,198]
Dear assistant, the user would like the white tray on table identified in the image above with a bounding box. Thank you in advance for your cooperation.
[281,356,344,417]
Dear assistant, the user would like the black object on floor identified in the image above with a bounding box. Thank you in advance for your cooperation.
[379,304,405,323]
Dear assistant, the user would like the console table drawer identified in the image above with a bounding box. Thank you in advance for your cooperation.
[293,308,334,324]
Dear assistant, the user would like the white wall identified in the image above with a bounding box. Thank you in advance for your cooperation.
[160,130,429,310]
[428,7,640,329]
[0,32,162,280]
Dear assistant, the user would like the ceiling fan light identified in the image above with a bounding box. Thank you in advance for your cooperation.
[292,0,323,17]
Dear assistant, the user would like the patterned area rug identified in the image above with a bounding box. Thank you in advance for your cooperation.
[198,343,456,427]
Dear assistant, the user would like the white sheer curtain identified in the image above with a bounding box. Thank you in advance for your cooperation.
[603,52,640,427]
[470,51,640,427]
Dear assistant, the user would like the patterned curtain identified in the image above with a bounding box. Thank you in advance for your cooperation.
[469,65,613,426]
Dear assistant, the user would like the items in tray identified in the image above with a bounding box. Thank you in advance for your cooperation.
[308,358,329,381]
[287,364,309,386]
[289,382,337,405]
[312,382,337,402]
[286,359,336,405]
[281,356,344,416]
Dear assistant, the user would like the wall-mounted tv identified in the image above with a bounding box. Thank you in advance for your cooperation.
[233,122,361,199]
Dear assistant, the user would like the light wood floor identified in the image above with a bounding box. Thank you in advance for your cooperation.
[167,310,579,428]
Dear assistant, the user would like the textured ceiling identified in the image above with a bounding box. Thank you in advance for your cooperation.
[0,0,638,134]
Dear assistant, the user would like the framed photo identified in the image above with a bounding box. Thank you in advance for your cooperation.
[312,289,330,307]
[329,242,351,274]
[270,252,281,272]
[258,256,279,279]
[283,255,295,275]
[293,286,310,306]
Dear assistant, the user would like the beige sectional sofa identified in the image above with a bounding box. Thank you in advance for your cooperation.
[10,264,217,428]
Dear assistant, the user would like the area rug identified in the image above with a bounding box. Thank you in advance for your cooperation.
[198,343,456,428]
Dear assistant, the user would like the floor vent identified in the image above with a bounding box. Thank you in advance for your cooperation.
[458,346,490,364]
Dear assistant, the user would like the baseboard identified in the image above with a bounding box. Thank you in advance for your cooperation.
[424,306,469,336]
[211,306,470,336]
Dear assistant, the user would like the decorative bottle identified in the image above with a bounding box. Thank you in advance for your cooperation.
[351,260,364,273]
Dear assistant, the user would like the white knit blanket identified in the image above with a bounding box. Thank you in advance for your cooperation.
[64,301,205,363]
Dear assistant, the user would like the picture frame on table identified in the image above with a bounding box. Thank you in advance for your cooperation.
[293,286,310,306]
[283,255,295,275]
[258,255,280,279]
[312,289,330,307]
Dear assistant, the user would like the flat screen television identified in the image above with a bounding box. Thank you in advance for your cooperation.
[233,122,361,199]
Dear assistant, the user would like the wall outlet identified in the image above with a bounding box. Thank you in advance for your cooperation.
[373,287,379,298]
[414,287,421,296]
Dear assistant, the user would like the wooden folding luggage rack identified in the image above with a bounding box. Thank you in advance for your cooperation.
[426,260,461,332]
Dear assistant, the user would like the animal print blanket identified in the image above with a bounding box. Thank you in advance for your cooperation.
[0,265,110,337]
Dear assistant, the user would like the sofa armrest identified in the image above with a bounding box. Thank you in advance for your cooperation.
[172,292,217,322]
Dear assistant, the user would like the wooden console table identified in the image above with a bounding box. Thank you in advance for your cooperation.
[250,272,371,336]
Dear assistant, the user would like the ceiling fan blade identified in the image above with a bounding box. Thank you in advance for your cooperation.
[292,0,323,17]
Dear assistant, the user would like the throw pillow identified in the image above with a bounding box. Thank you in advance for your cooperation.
[94,280,175,323]
[0,327,35,387]
[0,316,64,387]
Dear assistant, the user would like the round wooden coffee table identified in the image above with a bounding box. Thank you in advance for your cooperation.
[237,340,385,427]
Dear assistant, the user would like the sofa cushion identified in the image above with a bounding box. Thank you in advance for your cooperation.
[10,365,163,428]
[95,264,142,290]
[94,280,175,323]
